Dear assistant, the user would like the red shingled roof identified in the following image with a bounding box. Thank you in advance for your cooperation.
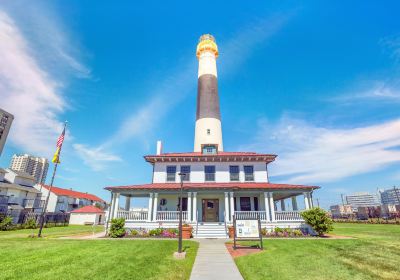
[71,205,105,213]
[105,182,319,191]
[41,185,105,202]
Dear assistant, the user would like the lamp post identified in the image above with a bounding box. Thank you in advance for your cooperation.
[177,172,185,254]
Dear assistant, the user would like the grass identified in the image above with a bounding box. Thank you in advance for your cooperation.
[0,225,104,239]
[0,226,198,280]
[234,223,400,280]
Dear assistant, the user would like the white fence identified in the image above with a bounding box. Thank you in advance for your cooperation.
[117,210,148,221]
[235,211,268,220]
[156,211,188,221]
[275,211,303,221]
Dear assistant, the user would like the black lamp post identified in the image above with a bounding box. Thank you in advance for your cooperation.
[178,172,185,254]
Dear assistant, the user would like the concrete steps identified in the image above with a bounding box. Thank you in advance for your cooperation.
[193,222,228,238]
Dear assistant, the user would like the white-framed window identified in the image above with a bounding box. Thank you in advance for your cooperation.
[229,165,240,181]
[244,165,254,181]
[180,165,191,181]
[204,165,216,181]
[166,166,176,182]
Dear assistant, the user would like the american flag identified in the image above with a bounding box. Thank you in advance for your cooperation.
[56,127,65,148]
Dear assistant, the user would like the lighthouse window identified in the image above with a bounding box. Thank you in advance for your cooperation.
[244,165,254,181]
[207,129,210,135]
[166,166,176,182]
[202,145,217,155]
[204,165,216,181]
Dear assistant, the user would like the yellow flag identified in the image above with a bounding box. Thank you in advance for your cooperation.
[52,147,61,163]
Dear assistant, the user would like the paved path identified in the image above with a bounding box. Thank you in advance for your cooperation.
[190,239,244,280]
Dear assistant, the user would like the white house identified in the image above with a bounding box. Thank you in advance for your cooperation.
[69,205,105,225]
[0,168,43,223]
[105,34,319,238]
[35,184,106,213]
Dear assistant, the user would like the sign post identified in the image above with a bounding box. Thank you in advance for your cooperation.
[233,213,263,250]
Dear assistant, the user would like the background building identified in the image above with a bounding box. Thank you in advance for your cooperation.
[0,108,14,156]
[35,184,106,212]
[330,204,353,218]
[10,154,49,184]
[345,192,380,210]
[379,187,400,205]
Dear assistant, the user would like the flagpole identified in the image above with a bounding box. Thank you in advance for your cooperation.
[38,121,67,237]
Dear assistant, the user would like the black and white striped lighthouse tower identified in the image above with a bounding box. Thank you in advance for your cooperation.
[194,34,223,152]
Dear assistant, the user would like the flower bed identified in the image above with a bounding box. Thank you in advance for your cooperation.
[261,227,312,238]
[124,228,179,238]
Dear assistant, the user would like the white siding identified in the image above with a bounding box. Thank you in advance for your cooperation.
[153,162,269,183]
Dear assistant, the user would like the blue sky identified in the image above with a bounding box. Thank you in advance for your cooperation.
[1,1,400,209]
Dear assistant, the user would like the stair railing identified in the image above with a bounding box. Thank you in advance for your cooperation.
[196,209,199,236]
[223,210,228,238]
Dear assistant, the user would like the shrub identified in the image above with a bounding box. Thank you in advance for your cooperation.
[24,218,37,229]
[149,228,163,236]
[130,229,139,236]
[293,229,303,237]
[109,218,125,238]
[274,227,284,233]
[0,216,14,231]
[301,207,333,236]
[261,228,267,236]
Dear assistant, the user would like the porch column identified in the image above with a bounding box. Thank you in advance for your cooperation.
[263,192,271,222]
[147,193,154,222]
[187,192,192,222]
[152,193,158,221]
[110,192,116,219]
[292,196,298,211]
[192,192,197,222]
[303,192,310,210]
[309,192,314,208]
[113,193,120,218]
[124,195,131,211]
[250,197,255,211]
[224,192,230,223]
[269,192,275,222]
[280,199,286,211]
[229,192,235,222]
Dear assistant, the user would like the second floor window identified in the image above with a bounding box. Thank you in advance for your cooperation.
[244,165,254,181]
[229,165,239,181]
[166,166,176,182]
[180,165,191,181]
[204,165,216,181]
[202,145,217,155]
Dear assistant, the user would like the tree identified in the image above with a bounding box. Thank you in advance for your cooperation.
[301,207,333,236]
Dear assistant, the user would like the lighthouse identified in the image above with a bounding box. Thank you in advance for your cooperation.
[194,34,223,153]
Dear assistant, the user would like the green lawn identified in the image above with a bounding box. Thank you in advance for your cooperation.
[234,223,400,280]
[0,225,104,239]
[0,226,198,280]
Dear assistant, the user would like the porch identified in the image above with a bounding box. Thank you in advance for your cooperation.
[109,190,314,224]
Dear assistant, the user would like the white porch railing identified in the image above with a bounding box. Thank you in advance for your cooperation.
[235,211,268,220]
[275,211,303,221]
[117,210,148,221]
[156,211,188,221]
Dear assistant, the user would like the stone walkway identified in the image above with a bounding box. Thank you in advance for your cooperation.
[190,239,244,280]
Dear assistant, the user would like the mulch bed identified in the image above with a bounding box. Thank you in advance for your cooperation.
[225,243,263,258]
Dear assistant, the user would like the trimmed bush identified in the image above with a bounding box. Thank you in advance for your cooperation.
[24,218,37,229]
[301,207,333,236]
[109,218,126,238]
[0,216,14,231]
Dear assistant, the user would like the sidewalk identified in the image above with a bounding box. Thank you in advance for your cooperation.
[190,239,243,280]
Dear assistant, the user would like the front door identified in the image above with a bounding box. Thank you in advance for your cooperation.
[202,199,219,222]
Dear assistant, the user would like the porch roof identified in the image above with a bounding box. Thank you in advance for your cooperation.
[105,182,319,191]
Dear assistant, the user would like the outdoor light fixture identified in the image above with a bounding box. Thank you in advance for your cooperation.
[173,172,186,259]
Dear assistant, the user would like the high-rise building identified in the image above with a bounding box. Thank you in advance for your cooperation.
[0,108,14,156]
[345,192,381,209]
[379,187,400,205]
[10,154,49,184]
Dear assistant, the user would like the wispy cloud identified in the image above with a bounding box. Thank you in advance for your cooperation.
[242,116,400,184]
[380,34,400,63]
[73,144,122,171]
[76,12,294,170]
[0,5,89,158]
